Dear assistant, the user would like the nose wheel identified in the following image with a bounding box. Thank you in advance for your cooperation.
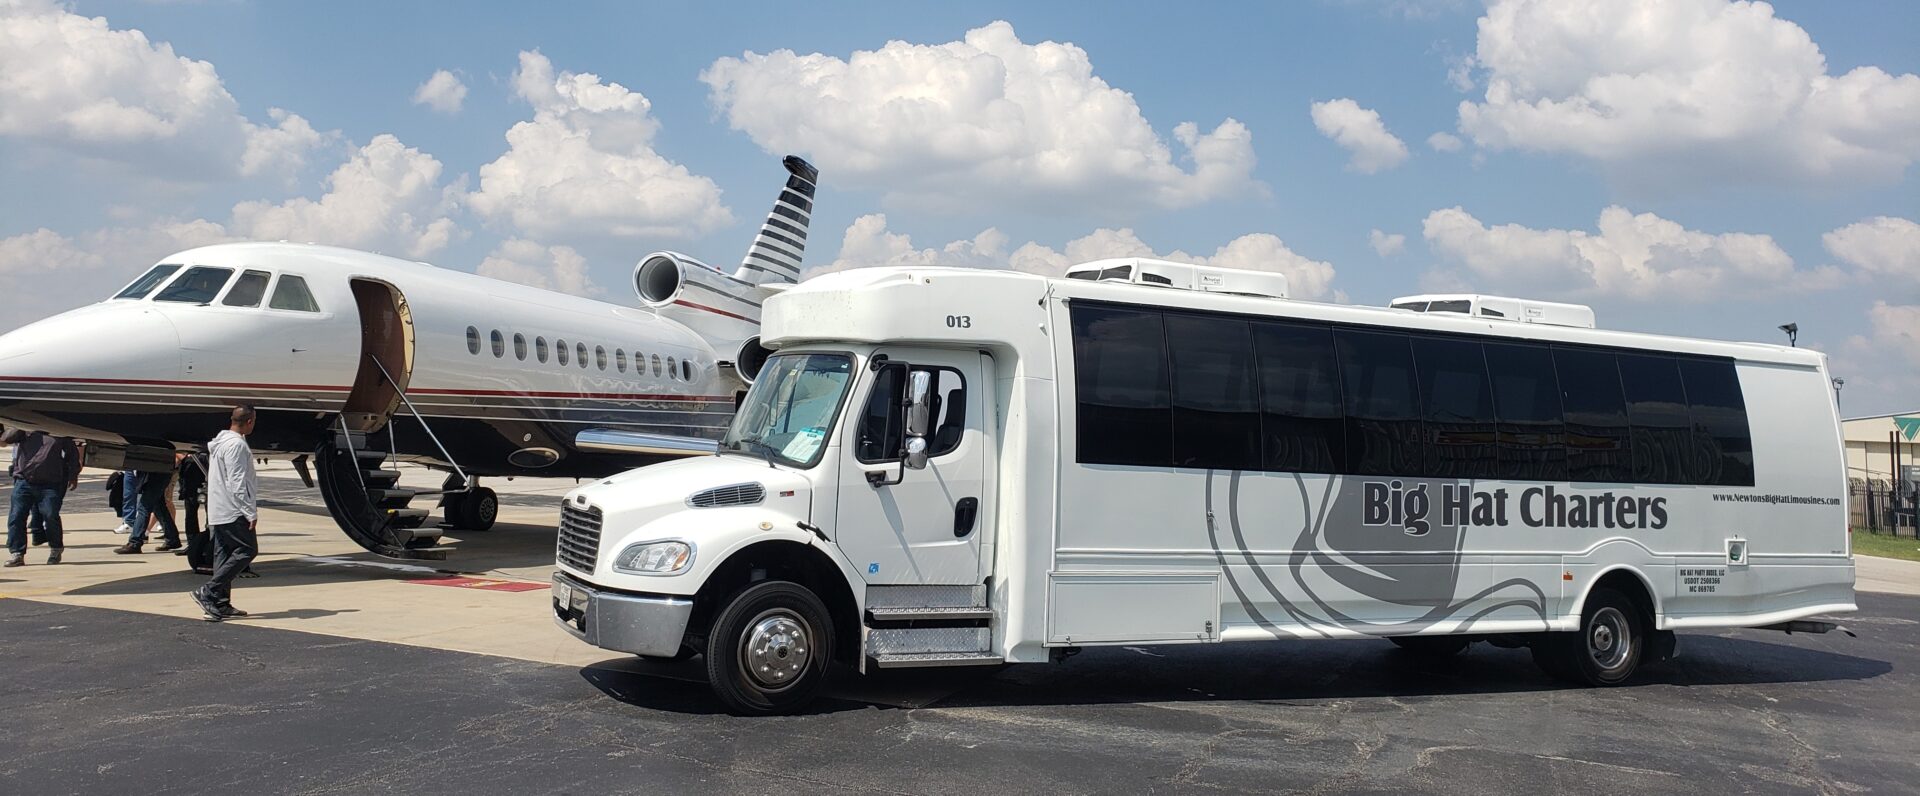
[442,486,498,531]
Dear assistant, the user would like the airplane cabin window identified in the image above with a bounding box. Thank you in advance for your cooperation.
[682,360,693,381]
[651,354,662,377]
[576,343,588,369]
[267,275,320,312]
[557,339,570,366]
[490,330,506,358]
[616,349,627,373]
[221,270,272,307]
[595,346,607,370]
[535,336,549,363]
[667,356,678,380]
[513,333,527,361]
[115,264,181,300]
[154,266,236,304]
[466,327,481,355]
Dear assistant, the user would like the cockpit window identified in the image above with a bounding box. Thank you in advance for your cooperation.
[154,267,236,304]
[115,264,181,299]
[221,270,272,307]
[268,275,320,312]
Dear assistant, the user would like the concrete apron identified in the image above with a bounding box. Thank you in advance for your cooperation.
[0,502,624,670]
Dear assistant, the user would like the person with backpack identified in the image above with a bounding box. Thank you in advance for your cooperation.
[4,427,80,567]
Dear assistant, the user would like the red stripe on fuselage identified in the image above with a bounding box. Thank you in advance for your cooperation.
[673,299,757,323]
[0,376,731,402]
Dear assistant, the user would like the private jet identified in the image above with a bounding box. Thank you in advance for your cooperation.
[0,156,819,559]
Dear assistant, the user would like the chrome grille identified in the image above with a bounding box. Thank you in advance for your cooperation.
[556,503,602,573]
[687,482,765,508]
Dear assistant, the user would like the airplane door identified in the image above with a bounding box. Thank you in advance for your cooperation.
[834,350,990,586]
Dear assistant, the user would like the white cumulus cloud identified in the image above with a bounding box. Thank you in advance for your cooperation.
[0,0,330,180]
[1824,216,1920,285]
[822,216,1337,299]
[1457,0,1920,190]
[701,21,1260,210]
[1369,229,1407,256]
[0,220,235,328]
[477,238,598,296]
[469,51,731,242]
[1427,132,1463,153]
[1310,99,1410,174]
[1421,205,1839,300]
[231,134,464,259]
[411,69,468,114]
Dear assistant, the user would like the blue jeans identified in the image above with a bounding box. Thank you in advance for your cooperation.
[128,472,179,546]
[121,470,139,525]
[8,478,65,554]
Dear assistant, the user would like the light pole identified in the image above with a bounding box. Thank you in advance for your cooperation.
[1779,322,1798,347]
[1833,377,1845,413]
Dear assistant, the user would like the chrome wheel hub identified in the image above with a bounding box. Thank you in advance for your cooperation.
[741,610,811,691]
[1588,607,1632,672]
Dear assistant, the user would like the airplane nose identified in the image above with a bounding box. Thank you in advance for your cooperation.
[0,304,183,385]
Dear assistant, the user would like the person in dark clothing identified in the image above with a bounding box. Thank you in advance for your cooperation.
[116,459,182,554]
[177,452,214,573]
[4,427,81,567]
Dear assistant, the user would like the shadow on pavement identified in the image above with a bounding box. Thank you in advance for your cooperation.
[578,631,1892,715]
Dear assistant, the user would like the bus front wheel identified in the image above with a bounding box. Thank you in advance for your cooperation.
[1532,587,1644,686]
[705,580,835,716]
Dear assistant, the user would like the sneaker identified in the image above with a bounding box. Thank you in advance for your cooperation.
[3,554,22,568]
[218,604,249,618]
[113,542,142,555]
[154,542,182,553]
[113,523,131,535]
[190,589,224,622]
[46,549,62,565]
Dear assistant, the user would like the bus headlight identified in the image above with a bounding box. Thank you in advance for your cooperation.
[613,540,694,575]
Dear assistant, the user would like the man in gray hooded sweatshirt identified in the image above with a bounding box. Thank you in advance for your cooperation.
[192,406,259,620]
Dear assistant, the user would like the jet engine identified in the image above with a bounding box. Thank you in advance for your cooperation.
[636,251,777,384]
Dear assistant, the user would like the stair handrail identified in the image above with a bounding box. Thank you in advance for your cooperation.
[366,353,469,491]
[335,414,370,491]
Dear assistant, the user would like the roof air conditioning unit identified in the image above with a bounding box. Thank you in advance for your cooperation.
[1389,293,1596,329]
[1063,258,1288,299]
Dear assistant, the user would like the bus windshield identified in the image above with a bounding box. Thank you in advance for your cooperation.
[720,353,854,468]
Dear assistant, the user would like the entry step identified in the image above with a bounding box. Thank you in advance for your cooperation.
[869,651,1003,669]
[867,606,993,622]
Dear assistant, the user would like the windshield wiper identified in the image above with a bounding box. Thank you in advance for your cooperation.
[730,438,779,469]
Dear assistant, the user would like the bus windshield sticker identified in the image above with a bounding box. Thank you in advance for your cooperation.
[782,426,827,462]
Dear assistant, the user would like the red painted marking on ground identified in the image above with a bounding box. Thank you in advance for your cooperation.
[406,575,548,593]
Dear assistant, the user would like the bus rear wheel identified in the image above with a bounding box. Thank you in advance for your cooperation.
[1532,587,1644,686]
[705,580,835,716]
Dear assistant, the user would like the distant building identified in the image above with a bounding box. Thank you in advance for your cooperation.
[1843,411,1920,482]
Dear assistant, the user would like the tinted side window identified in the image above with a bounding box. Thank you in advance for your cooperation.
[1167,314,1260,470]
[267,275,320,312]
[1413,336,1499,479]
[1554,347,1631,482]
[855,365,905,462]
[1485,342,1567,481]
[222,270,271,307]
[1678,357,1754,486]
[1618,353,1691,484]
[1071,305,1171,467]
[1335,330,1423,475]
[1252,321,1345,474]
[154,266,235,303]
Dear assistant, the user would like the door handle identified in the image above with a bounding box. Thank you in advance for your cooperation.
[954,497,979,538]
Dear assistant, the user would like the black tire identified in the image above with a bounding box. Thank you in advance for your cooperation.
[465,488,498,531]
[441,493,472,528]
[1389,635,1471,657]
[704,580,835,716]
[1532,587,1645,686]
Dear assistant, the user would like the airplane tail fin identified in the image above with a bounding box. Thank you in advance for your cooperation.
[732,155,817,286]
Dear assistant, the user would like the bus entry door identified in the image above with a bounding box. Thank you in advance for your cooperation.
[835,350,989,585]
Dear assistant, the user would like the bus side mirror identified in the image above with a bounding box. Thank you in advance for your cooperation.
[903,370,932,470]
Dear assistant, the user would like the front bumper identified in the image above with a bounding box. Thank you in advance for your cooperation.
[551,572,694,657]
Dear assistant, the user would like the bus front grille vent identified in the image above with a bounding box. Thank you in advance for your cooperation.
[556,503,603,572]
[688,482,766,508]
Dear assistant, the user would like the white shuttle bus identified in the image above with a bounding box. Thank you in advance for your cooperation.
[552,259,1854,714]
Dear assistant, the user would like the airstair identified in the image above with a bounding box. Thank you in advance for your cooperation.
[313,355,486,560]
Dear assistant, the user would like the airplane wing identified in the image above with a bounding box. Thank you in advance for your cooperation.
[574,428,718,457]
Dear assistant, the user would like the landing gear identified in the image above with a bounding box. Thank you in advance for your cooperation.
[705,580,835,716]
[441,484,498,531]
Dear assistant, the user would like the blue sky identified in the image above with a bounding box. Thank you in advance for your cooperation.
[1,0,1916,412]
